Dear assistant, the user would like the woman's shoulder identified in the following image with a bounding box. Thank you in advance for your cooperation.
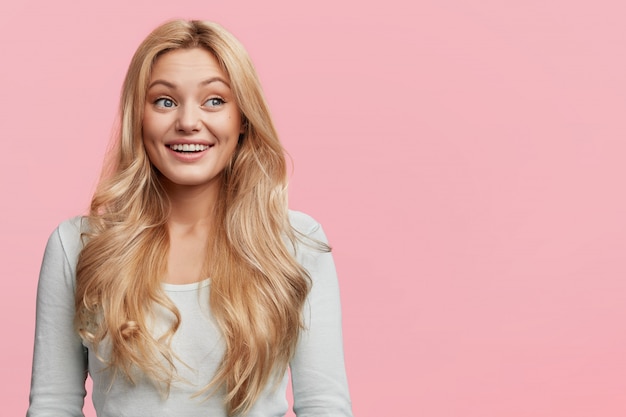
[288,210,323,237]
[55,216,86,243]
[287,210,331,262]
[47,216,87,266]
[56,215,86,236]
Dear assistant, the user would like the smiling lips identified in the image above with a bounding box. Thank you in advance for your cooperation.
[167,143,211,152]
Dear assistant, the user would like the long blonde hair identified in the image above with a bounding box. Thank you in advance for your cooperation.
[75,20,312,415]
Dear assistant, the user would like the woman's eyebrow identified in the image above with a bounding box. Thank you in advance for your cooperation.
[148,79,176,90]
[201,77,231,88]
[147,77,231,90]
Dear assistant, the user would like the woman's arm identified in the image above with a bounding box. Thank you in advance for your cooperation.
[290,213,353,417]
[27,219,88,417]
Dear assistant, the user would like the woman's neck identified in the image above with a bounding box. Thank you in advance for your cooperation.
[160,180,219,284]
[163,180,220,229]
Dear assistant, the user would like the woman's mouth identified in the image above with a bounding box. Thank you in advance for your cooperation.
[167,144,211,153]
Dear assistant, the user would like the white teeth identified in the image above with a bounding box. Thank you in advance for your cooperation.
[169,144,209,152]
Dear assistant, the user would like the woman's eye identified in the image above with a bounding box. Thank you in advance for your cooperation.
[154,98,176,108]
[205,97,225,107]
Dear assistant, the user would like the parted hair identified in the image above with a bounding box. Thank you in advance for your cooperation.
[75,20,313,416]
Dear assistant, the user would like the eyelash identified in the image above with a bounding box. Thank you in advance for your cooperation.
[154,97,176,108]
[204,97,225,107]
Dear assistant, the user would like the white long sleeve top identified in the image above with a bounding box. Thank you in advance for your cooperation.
[27,211,353,417]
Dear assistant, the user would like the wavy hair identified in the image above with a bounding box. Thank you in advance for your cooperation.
[75,20,312,415]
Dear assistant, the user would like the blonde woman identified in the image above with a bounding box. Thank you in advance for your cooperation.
[27,20,352,417]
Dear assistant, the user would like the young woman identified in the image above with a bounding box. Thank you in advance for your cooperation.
[27,20,352,417]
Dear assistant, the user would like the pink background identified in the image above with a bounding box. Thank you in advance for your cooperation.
[2,0,625,416]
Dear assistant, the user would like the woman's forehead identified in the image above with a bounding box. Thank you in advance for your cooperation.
[150,48,230,83]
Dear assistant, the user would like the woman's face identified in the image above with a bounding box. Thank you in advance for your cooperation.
[142,47,243,190]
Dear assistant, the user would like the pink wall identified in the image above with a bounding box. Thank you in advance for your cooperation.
[3,1,625,416]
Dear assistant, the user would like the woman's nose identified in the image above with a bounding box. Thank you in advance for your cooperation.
[176,105,202,133]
